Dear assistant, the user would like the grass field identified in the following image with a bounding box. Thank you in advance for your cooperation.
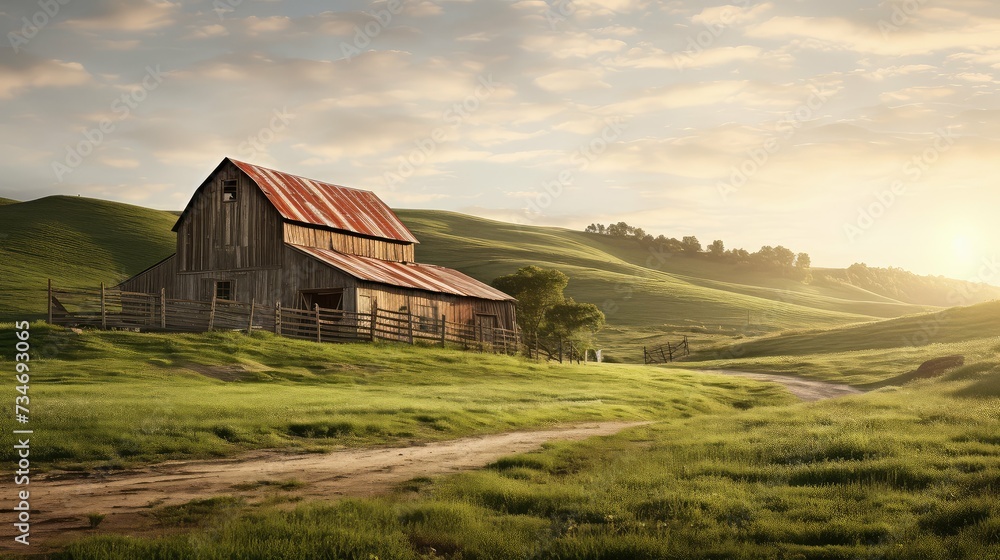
[0,323,792,471]
[678,300,1000,386]
[50,344,1000,559]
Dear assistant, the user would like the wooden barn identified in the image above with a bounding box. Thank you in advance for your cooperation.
[119,158,517,333]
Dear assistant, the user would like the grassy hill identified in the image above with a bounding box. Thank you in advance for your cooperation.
[0,197,18,206]
[397,210,1000,358]
[3,196,998,360]
[0,196,177,320]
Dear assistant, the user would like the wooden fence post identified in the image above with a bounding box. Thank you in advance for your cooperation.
[248,299,256,333]
[315,304,322,343]
[47,279,53,325]
[558,337,563,364]
[440,314,446,347]
[100,283,107,330]
[370,301,378,342]
[643,346,647,365]
[160,289,167,330]
[275,302,282,335]
[208,294,217,331]
[407,308,414,345]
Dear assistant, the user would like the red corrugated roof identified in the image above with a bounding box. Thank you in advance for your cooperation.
[174,158,418,243]
[291,245,514,301]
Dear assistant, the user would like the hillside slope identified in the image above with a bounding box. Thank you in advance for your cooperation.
[3,196,994,360]
[0,196,177,320]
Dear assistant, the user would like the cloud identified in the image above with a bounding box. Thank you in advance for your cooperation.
[0,57,91,99]
[611,44,762,70]
[60,0,179,32]
[522,31,627,59]
[534,68,610,93]
[747,8,1000,56]
[691,2,774,26]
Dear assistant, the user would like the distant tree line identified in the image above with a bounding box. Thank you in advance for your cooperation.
[584,221,812,280]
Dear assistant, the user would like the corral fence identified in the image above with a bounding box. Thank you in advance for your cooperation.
[47,281,520,356]
[528,335,590,364]
[643,336,689,364]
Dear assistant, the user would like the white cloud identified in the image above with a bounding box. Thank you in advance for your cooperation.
[0,59,91,99]
[534,68,610,93]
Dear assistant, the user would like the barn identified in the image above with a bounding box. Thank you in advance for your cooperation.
[119,157,517,333]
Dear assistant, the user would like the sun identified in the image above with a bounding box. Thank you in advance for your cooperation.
[952,235,974,262]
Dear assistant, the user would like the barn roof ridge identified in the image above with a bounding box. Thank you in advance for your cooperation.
[173,157,419,244]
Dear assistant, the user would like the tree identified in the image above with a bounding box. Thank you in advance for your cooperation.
[606,221,632,237]
[773,246,796,269]
[795,252,813,283]
[708,239,725,258]
[681,236,702,255]
[491,266,568,340]
[542,299,605,339]
[795,252,811,269]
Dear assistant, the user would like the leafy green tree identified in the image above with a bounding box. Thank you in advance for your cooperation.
[708,240,725,258]
[681,236,702,255]
[541,299,606,339]
[491,266,568,339]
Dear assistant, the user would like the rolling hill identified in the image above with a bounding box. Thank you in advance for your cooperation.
[0,196,177,320]
[3,196,999,360]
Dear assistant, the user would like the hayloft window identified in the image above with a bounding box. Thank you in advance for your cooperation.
[215,281,233,301]
[222,180,237,202]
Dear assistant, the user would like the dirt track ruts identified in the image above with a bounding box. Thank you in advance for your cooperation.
[7,422,648,552]
[7,371,863,553]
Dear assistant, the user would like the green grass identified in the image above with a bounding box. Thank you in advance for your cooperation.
[693,301,1000,359]
[0,196,176,321]
[0,323,792,470]
[674,300,1000,386]
[54,358,1000,559]
[0,197,19,206]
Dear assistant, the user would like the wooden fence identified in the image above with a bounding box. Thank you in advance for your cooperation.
[47,282,520,356]
[643,336,689,364]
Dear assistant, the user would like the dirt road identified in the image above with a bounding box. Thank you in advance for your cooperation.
[696,369,864,401]
[8,421,647,552]
[7,372,861,552]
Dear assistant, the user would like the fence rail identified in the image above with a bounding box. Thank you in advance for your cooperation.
[47,282,520,357]
[643,336,689,364]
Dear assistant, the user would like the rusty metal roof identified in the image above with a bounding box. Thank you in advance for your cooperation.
[291,245,514,301]
[174,158,418,243]
[232,159,418,243]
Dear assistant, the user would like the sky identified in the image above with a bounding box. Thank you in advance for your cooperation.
[1,0,999,282]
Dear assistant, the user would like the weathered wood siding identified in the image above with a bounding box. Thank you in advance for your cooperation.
[281,245,360,310]
[176,160,284,272]
[119,240,514,330]
[355,283,516,330]
[284,223,415,262]
[118,255,179,296]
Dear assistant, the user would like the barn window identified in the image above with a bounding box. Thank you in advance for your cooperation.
[215,281,233,301]
[222,180,237,202]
